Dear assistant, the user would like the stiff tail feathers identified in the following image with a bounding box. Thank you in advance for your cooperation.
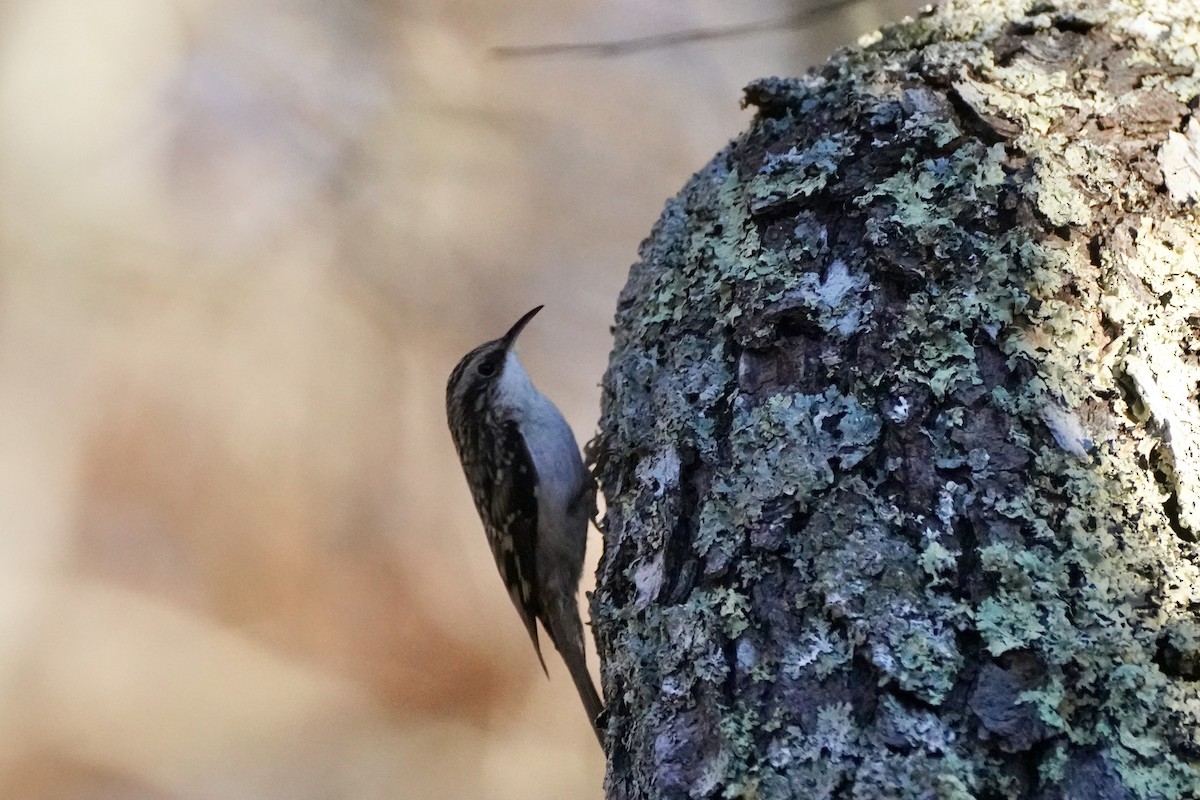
[542,594,606,746]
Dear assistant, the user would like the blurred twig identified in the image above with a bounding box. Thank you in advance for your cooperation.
[492,0,874,59]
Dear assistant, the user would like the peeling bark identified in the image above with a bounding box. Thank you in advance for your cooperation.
[592,1,1200,797]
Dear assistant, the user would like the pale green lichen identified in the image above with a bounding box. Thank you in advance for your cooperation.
[596,1,1200,797]
[696,389,881,561]
[748,134,855,213]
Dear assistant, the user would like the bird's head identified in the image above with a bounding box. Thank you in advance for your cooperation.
[446,305,542,419]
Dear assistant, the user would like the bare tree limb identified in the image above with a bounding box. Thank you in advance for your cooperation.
[491,0,871,59]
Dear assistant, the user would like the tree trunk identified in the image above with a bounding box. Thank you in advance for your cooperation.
[591,1,1200,797]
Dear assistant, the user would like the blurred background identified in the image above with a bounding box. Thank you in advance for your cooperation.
[0,0,922,797]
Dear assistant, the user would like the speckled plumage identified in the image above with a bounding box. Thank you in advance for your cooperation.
[446,306,604,744]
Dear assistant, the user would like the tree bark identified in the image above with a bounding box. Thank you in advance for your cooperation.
[592,1,1200,797]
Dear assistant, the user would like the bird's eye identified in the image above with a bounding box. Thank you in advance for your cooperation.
[477,360,497,378]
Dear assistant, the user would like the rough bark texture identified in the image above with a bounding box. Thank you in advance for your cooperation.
[592,1,1200,798]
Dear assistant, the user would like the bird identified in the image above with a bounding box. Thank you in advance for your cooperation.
[445,305,605,745]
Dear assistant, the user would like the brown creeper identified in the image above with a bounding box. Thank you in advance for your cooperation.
[445,305,605,744]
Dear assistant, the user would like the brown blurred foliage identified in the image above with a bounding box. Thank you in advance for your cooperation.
[0,0,920,797]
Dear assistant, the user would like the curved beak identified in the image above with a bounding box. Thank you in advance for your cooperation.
[501,305,543,350]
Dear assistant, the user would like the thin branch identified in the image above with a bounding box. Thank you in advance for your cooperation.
[491,0,874,59]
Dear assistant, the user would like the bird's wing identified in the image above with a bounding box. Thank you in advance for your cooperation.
[484,419,546,674]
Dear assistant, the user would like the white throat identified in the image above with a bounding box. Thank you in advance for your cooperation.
[496,351,536,409]
[494,351,587,538]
